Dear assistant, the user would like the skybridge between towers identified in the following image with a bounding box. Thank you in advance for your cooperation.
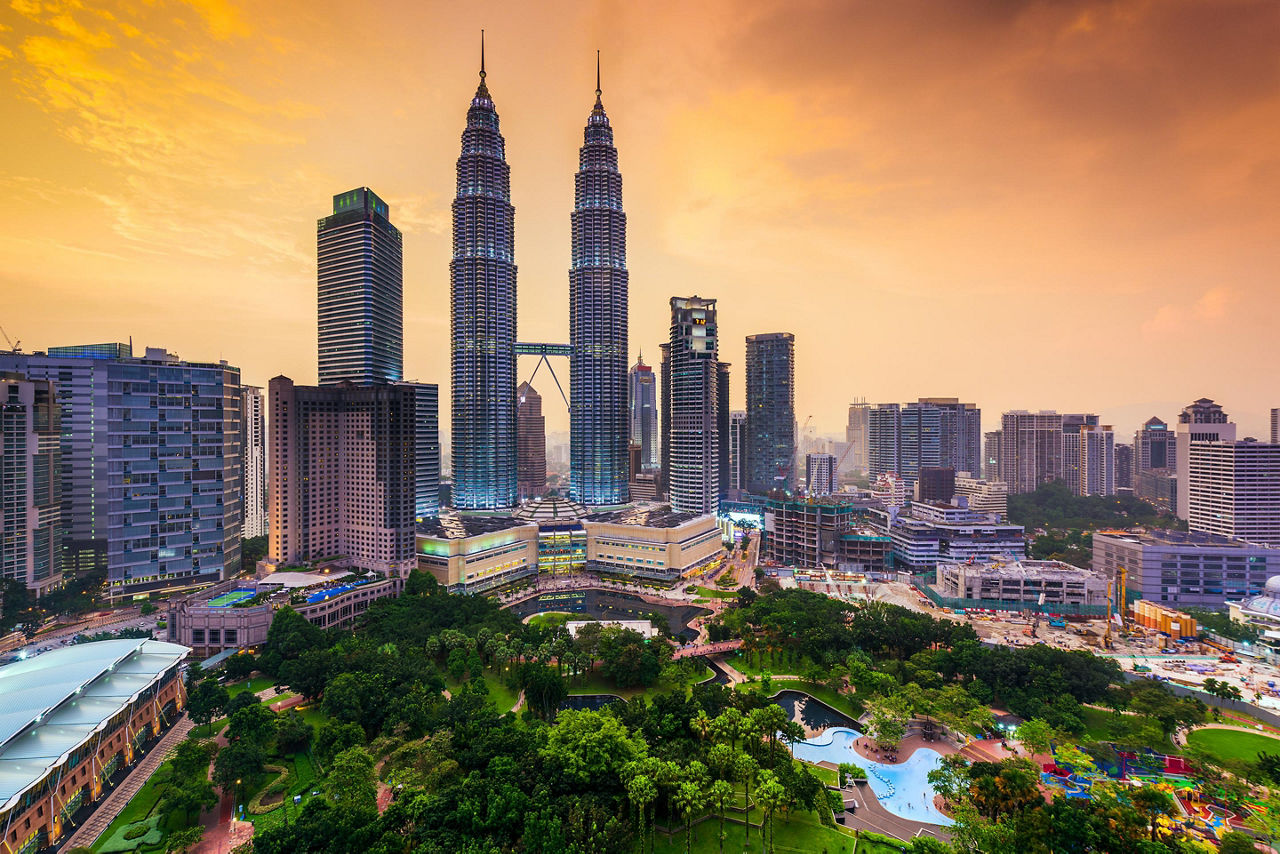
[516,342,572,410]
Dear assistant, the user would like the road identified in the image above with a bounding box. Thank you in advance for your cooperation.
[1,608,159,663]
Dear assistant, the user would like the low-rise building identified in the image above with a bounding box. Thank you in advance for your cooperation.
[1228,576,1280,663]
[953,473,1009,520]
[1092,529,1280,609]
[0,639,188,852]
[763,498,891,572]
[584,507,723,581]
[416,516,540,594]
[936,557,1109,607]
[873,501,1025,574]
[166,570,401,658]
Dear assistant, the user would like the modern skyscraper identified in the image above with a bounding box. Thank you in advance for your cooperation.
[664,297,720,514]
[628,354,658,472]
[1063,423,1115,496]
[743,332,796,495]
[868,399,979,488]
[845,400,870,476]
[999,411,1064,493]
[317,188,403,386]
[404,382,441,521]
[517,381,547,501]
[1175,398,1235,519]
[240,385,267,539]
[0,375,62,595]
[806,453,837,496]
[717,361,731,499]
[1135,416,1176,473]
[268,377,416,577]
[1,345,241,596]
[569,57,629,506]
[1187,439,1280,545]
[1114,443,1133,491]
[728,411,746,492]
[924,398,982,478]
[451,39,518,509]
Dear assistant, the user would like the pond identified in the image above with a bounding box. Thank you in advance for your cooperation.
[506,588,711,640]
[772,689,856,733]
[558,694,626,712]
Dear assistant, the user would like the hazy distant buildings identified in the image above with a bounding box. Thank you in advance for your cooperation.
[1063,421,1115,497]
[1175,399,1235,520]
[0,375,62,595]
[268,377,416,577]
[744,333,796,495]
[846,401,870,476]
[317,188,403,386]
[1115,443,1133,491]
[628,355,658,472]
[1273,408,1279,445]
[663,297,720,515]
[869,399,980,488]
[999,411,1063,494]
[982,431,1002,482]
[240,385,267,539]
[806,453,837,496]
[451,58,518,510]
[517,381,547,501]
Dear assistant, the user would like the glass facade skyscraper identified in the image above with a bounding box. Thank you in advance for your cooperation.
[628,355,658,472]
[744,332,795,495]
[570,62,629,506]
[317,188,403,386]
[451,49,518,509]
[663,297,720,515]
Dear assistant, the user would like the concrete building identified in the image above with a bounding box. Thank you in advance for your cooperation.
[584,507,723,581]
[743,333,796,495]
[1175,398,1235,520]
[1273,408,1279,445]
[239,385,267,539]
[267,377,416,578]
[954,473,1009,520]
[846,400,870,476]
[517,382,547,501]
[1135,416,1176,477]
[1093,529,1280,609]
[806,453,837,496]
[0,375,62,595]
[728,411,746,492]
[1115,443,1133,491]
[1063,422,1115,497]
[936,557,1109,608]
[417,516,540,594]
[869,399,980,488]
[628,354,659,472]
[717,361,731,500]
[167,571,400,658]
[763,498,891,572]
[404,382,441,521]
[0,639,188,853]
[999,411,1063,494]
[916,467,956,504]
[873,501,1025,573]
[663,297,720,515]
[317,188,403,386]
[1187,439,1280,545]
[982,430,1002,482]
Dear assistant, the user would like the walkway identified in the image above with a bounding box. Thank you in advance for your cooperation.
[672,640,742,660]
[846,730,959,765]
[840,782,951,843]
[62,714,195,850]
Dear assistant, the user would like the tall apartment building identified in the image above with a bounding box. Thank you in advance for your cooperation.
[743,333,796,495]
[239,385,267,539]
[404,382,441,521]
[663,297,720,514]
[845,400,870,476]
[1135,416,1176,474]
[806,453,837,496]
[717,361,731,500]
[317,188,403,386]
[1175,399,1235,520]
[982,430,1002,481]
[268,377,416,577]
[517,381,547,501]
[1,345,242,597]
[1114,443,1133,491]
[1273,408,1279,444]
[1063,422,1115,497]
[0,376,62,595]
[999,411,1063,494]
[628,354,658,472]
[728,411,746,492]
[1187,439,1280,545]
[451,56,518,510]
[868,399,980,488]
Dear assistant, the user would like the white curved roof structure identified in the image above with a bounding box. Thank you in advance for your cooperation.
[0,638,188,810]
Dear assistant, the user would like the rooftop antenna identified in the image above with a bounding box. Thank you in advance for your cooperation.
[480,29,486,80]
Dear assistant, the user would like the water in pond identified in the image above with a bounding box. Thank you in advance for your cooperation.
[559,694,625,712]
[507,588,710,640]
[773,689,856,733]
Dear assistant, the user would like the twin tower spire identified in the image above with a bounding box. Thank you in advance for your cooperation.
[451,33,630,510]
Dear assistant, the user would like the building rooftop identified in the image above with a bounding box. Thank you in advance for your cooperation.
[1096,529,1280,549]
[417,514,530,539]
[942,556,1100,579]
[0,639,188,809]
[586,505,707,528]
[512,495,590,523]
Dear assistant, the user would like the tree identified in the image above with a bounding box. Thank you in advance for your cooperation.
[1220,830,1263,854]
[260,606,325,676]
[222,652,257,681]
[1129,785,1177,842]
[627,773,658,854]
[170,738,218,782]
[673,779,704,854]
[927,754,971,805]
[733,752,757,842]
[227,702,277,749]
[213,739,264,795]
[1014,718,1055,757]
[186,679,229,734]
[709,778,733,854]
[755,770,786,854]
[165,826,205,853]
[314,720,365,769]
[865,693,910,748]
[539,709,647,790]
[275,709,313,754]
[1245,787,1280,848]
[324,746,377,815]
[159,776,217,827]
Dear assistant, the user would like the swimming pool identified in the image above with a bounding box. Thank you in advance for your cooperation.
[789,727,953,826]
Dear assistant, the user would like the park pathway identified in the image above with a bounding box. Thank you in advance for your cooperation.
[62,714,195,850]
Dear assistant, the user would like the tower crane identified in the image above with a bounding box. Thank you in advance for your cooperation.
[0,326,20,353]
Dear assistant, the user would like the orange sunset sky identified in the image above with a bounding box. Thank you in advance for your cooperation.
[3,0,1279,449]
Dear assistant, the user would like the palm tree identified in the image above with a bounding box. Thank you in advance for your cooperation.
[674,780,704,854]
[714,708,743,750]
[755,770,787,854]
[628,774,658,854]
[733,752,758,842]
[691,710,712,743]
[710,778,734,854]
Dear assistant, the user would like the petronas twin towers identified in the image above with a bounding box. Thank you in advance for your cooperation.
[451,38,629,509]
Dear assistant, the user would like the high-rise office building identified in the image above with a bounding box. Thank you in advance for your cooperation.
[317,188,403,386]
[517,381,547,501]
[628,354,658,472]
[999,410,1064,494]
[925,398,982,478]
[659,343,671,496]
[1135,416,1176,473]
[268,377,416,577]
[1187,439,1280,545]
[1114,443,1133,491]
[0,375,62,595]
[1,345,241,596]
[664,297,720,514]
[743,332,795,495]
[846,401,870,476]
[240,385,267,539]
[1175,398,1235,519]
[982,430,1002,482]
[717,361,731,499]
[806,453,837,496]
[1063,423,1115,496]
[451,45,518,509]
[1272,408,1279,444]
[569,60,629,506]
[728,411,746,492]
[404,382,441,521]
[869,399,979,488]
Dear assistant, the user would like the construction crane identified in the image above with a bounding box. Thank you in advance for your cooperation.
[0,326,20,353]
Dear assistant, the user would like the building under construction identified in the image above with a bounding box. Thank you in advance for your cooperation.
[763,497,890,571]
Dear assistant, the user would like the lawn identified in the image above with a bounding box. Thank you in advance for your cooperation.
[692,586,738,599]
[1186,727,1280,764]
[652,805,856,854]
[1079,706,1178,753]
[225,675,276,698]
[91,757,174,852]
[447,668,522,712]
[567,664,716,704]
[770,679,859,718]
[526,612,573,630]
[724,648,810,678]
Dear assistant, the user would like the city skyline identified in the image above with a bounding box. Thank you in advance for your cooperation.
[4,1,1280,445]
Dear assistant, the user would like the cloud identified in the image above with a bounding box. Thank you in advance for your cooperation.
[1141,286,1238,339]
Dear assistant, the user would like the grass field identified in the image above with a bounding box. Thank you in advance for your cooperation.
[225,675,275,698]
[446,668,522,712]
[91,757,174,852]
[724,649,811,678]
[526,612,573,630]
[692,586,738,599]
[652,806,856,854]
[1079,706,1177,753]
[1186,727,1280,764]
